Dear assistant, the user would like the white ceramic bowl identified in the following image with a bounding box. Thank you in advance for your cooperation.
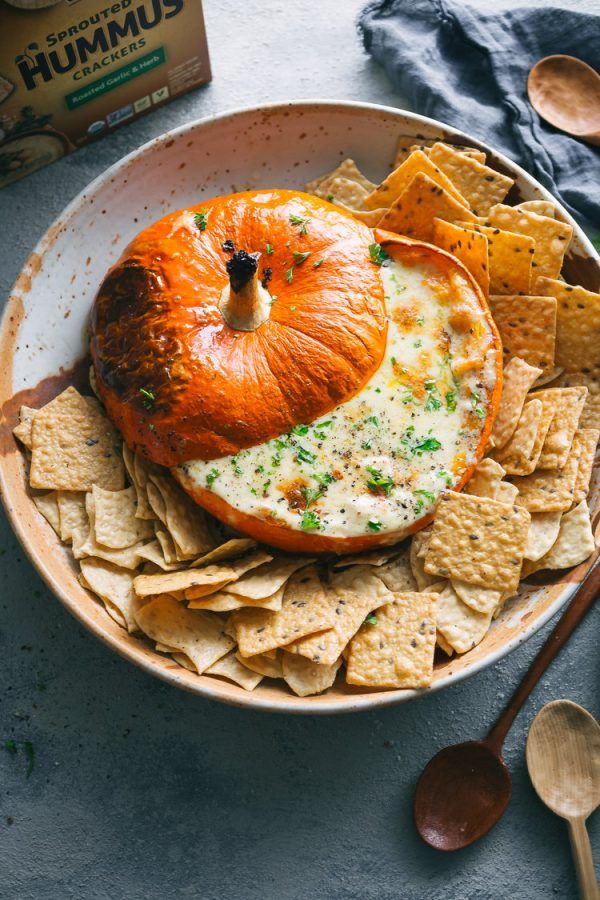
[1,100,598,714]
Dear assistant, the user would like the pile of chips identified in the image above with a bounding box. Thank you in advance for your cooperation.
[12,134,599,697]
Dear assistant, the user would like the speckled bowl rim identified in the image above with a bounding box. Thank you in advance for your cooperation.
[1,99,598,714]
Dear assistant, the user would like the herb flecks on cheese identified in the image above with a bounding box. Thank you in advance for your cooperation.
[179,256,497,538]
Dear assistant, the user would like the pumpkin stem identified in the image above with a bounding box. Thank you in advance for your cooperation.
[219,249,272,331]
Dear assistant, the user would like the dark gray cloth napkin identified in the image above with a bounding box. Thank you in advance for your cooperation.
[359,0,600,229]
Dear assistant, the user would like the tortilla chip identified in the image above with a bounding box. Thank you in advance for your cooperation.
[410,531,442,591]
[491,357,543,449]
[495,481,519,504]
[533,386,587,470]
[306,158,376,196]
[512,437,580,512]
[465,458,506,498]
[376,547,418,592]
[485,204,572,279]
[29,388,124,491]
[494,399,543,476]
[451,580,503,615]
[13,405,37,449]
[536,500,595,570]
[424,491,530,593]
[233,566,335,658]
[365,149,468,210]
[282,652,342,697]
[221,555,311,600]
[56,490,87,543]
[79,557,141,633]
[129,451,160,520]
[393,136,486,167]
[436,632,455,656]
[516,200,555,218]
[524,511,563,561]
[434,584,492,654]
[346,592,437,688]
[431,218,490,295]
[237,650,283,679]
[186,552,274,600]
[205,651,263,691]
[377,172,475,242]
[91,484,154,549]
[133,563,238,599]
[190,538,258,568]
[322,176,369,210]
[332,547,401,568]
[188,583,285,612]
[33,491,60,533]
[345,207,389,226]
[533,277,600,429]
[429,142,514,215]
[136,595,234,674]
[135,539,183,571]
[488,295,557,373]
[149,474,214,559]
[285,567,393,665]
[154,523,179,564]
[572,429,599,504]
[409,142,487,164]
[457,221,535,295]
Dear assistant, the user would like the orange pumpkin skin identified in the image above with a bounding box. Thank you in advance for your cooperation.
[174,233,504,555]
[90,190,387,467]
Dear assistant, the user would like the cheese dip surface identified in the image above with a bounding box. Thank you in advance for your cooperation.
[178,250,498,539]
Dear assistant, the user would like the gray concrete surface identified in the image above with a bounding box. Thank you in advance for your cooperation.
[1,1,598,897]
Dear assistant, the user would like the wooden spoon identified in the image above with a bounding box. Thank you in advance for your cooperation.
[527,701,600,899]
[414,562,599,851]
[528,55,600,146]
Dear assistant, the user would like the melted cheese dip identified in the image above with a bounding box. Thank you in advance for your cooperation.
[178,253,497,539]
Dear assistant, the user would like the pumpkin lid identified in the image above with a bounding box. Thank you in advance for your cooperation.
[91,190,387,466]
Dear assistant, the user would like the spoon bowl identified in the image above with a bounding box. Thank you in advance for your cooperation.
[528,55,600,146]
[413,741,511,851]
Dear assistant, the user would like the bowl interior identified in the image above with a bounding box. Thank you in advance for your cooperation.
[1,100,598,713]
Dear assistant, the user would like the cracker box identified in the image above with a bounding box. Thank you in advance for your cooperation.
[0,0,211,188]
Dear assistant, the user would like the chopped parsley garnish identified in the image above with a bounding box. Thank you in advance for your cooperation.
[416,316,425,326]
[402,391,413,405]
[265,243,274,255]
[296,446,316,465]
[271,451,282,468]
[206,468,220,488]
[290,305,296,312]
[414,340,422,349]
[250,487,258,497]
[391,356,397,366]
[366,466,394,496]
[439,470,453,486]
[471,390,486,419]
[445,391,457,412]
[139,387,155,409]
[302,486,325,507]
[368,242,390,266]
[367,519,382,533]
[292,250,311,265]
[414,489,435,504]
[313,472,334,486]
[292,424,309,436]
[231,456,243,476]
[289,214,309,235]
[365,415,379,427]
[364,612,378,625]
[263,480,271,494]
[301,509,321,531]
[425,393,442,412]
[285,266,294,284]
[326,193,335,202]
[149,423,155,432]
[361,439,372,450]
[194,211,208,231]
[313,258,324,268]
[413,437,442,456]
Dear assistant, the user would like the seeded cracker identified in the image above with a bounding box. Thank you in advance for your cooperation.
[393,136,486,167]
[365,149,468,210]
[238,650,283,679]
[320,177,369,210]
[494,399,543,476]
[491,357,543,449]
[532,386,587,470]
[233,566,335,658]
[488,295,557,373]
[457,222,534,295]
[13,405,37,449]
[572,429,600,504]
[431,218,490,295]
[424,492,530,594]
[305,158,376,197]
[286,567,394,665]
[346,592,437,688]
[408,143,487,164]
[516,200,556,218]
[485,204,572,279]
[136,595,234,674]
[29,387,124,491]
[428,142,514,215]
[376,547,418,592]
[205,651,263,691]
[282,652,342,697]
[79,557,142,634]
[377,172,475,242]
[434,584,492,654]
[512,437,580,512]
[533,277,600,429]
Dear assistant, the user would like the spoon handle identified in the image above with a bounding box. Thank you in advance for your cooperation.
[486,562,599,752]
[568,816,599,900]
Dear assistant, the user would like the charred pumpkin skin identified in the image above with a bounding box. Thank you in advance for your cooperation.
[90,190,387,466]
[173,234,504,555]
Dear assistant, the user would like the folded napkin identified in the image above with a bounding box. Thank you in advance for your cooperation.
[359,0,600,229]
